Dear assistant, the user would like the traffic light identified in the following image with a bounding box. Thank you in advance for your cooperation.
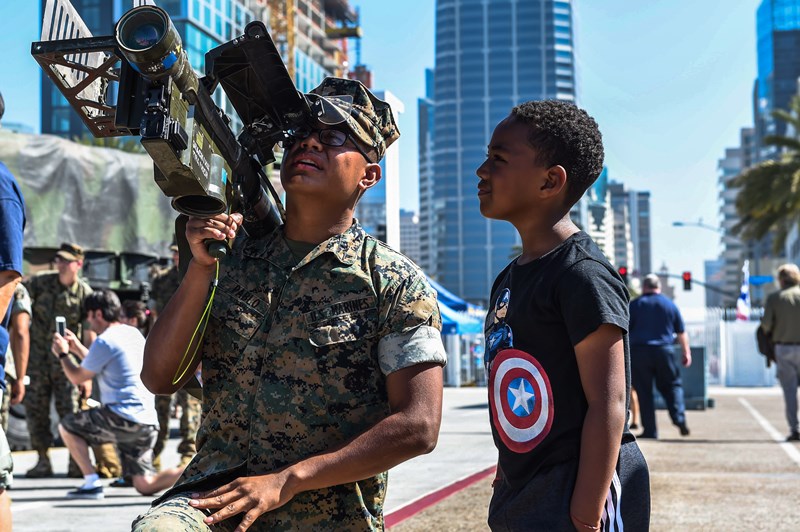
[618,265,628,284]
[682,271,692,291]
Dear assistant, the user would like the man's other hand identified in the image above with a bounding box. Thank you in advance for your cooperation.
[189,471,295,531]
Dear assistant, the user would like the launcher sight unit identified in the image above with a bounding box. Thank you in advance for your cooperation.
[32,0,326,257]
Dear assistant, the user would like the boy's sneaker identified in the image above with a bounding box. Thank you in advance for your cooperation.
[66,485,104,500]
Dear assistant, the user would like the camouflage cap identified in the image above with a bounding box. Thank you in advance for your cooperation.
[55,242,84,262]
[308,77,400,163]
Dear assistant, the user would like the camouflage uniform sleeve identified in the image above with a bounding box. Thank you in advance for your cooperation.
[23,275,38,304]
[80,279,93,333]
[11,283,31,317]
[377,272,447,375]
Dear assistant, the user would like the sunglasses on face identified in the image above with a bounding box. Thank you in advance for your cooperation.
[285,127,373,163]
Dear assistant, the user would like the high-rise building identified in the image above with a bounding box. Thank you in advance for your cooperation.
[399,209,422,264]
[630,190,652,275]
[609,182,635,272]
[580,168,614,262]
[427,0,576,305]
[704,258,726,308]
[718,131,750,301]
[40,0,265,138]
[418,69,436,274]
[715,126,782,306]
[608,181,652,278]
[754,0,800,160]
[355,90,404,249]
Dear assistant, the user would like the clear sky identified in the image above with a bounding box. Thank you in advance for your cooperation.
[0,0,762,308]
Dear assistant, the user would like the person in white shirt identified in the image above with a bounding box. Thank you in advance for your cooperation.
[51,289,185,500]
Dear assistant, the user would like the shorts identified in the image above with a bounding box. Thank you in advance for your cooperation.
[60,406,157,477]
[488,440,650,531]
[0,391,12,490]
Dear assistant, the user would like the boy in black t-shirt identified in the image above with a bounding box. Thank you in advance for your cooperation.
[477,101,650,531]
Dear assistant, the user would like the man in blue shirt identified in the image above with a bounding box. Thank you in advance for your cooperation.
[0,89,27,532]
[629,274,691,439]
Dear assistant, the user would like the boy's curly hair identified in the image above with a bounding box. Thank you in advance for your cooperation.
[511,100,604,208]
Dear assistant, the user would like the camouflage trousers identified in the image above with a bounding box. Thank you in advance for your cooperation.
[23,357,80,453]
[131,493,224,532]
[0,390,13,490]
[153,389,201,464]
[0,379,9,432]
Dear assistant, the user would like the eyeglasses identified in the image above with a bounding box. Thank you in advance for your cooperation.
[285,127,374,163]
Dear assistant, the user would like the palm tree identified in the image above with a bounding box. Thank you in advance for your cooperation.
[733,96,800,251]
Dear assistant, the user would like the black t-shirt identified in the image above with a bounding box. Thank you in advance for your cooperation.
[484,231,631,488]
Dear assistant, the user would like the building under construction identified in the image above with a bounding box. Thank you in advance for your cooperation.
[259,0,364,91]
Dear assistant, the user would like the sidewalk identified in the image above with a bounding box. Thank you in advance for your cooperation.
[392,385,800,531]
[9,386,800,531]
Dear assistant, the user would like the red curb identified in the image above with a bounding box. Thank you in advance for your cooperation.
[385,465,497,529]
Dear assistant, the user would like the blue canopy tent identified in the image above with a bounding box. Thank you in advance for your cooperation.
[439,300,483,335]
[429,285,484,386]
[427,277,484,316]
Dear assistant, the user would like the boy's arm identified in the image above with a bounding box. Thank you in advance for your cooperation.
[571,323,627,530]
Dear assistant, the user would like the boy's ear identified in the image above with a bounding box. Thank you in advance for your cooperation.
[539,165,568,198]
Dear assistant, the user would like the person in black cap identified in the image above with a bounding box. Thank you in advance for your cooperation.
[134,78,446,530]
[23,242,98,478]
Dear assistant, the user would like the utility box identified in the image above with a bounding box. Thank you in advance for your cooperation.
[654,346,711,410]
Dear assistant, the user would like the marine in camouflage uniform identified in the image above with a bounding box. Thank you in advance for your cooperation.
[1,283,31,432]
[23,243,120,478]
[150,249,201,468]
[133,78,447,531]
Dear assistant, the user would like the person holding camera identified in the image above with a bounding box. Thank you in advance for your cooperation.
[133,77,447,531]
[51,289,185,499]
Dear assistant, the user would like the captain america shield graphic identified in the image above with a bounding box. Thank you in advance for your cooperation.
[489,348,553,453]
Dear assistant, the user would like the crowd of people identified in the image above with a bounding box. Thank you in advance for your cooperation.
[0,240,197,497]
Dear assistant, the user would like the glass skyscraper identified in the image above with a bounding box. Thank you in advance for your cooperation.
[426,0,576,305]
[755,0,800,156]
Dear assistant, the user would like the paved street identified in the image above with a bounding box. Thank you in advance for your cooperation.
[8,387,493,531]
[8,386,800,531]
